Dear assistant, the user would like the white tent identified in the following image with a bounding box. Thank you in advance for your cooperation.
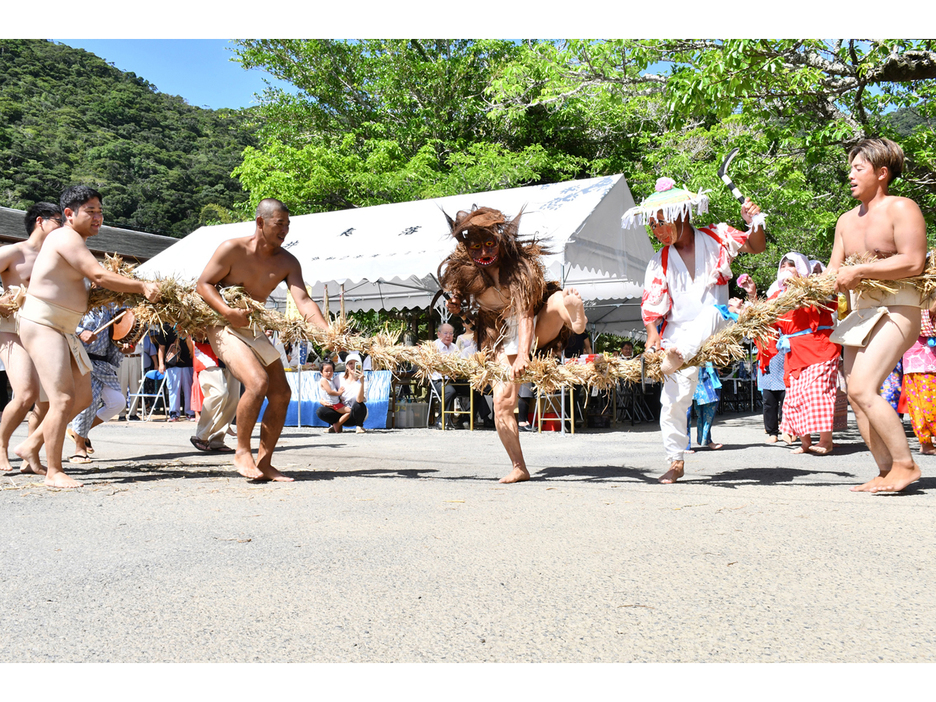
[137,174,654,336]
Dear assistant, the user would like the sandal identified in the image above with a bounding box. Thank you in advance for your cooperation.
[68,454,92,464]
[189,436,211,452]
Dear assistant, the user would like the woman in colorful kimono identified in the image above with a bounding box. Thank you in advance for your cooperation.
[899,300,936,454]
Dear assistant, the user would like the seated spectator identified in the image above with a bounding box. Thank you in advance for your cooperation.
[454,322,493,428]
[430,323,460,429]
[338,352,368,433]
[317,360,351,433]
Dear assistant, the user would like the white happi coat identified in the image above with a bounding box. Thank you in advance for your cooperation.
[641,223,750,463]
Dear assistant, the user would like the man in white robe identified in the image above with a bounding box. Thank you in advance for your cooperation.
[623,177,767,483]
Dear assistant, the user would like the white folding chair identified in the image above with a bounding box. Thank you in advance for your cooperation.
[127,369,170,422]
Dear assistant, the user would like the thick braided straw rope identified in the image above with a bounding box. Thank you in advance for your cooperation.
[85,252,936,394]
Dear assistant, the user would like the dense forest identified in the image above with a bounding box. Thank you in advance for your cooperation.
[0,40,256,238]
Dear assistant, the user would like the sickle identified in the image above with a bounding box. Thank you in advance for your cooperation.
[717,147,746,204]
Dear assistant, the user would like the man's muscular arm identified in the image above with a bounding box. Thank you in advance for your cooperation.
[284,257,328,331]
[196,241,251,328]
[65,233,160,301]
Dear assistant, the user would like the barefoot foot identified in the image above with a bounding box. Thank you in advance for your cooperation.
[921,442,936,456]
[499,465,530,484]
[870,463,921,493]
[233,450,264,480]
[660,348,684,376]
[14,443,47,475]
[254,465,295,483]
[659,460,684,484]
[563,288,587,334]
[850,473,890,492]
[44,471,83,489]
[807,444,834,456]
[765,435,778,444]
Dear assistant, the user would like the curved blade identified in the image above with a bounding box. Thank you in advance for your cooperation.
[717,148,745,204]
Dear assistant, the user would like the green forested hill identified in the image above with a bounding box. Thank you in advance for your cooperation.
[0,40,256,237]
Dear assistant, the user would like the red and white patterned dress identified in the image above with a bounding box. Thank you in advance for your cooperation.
[768,304,842,436]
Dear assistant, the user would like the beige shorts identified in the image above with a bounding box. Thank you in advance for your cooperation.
[18,294,92,376]
[209,325,280,367]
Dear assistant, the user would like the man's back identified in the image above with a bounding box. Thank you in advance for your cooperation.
[0,241,40,289]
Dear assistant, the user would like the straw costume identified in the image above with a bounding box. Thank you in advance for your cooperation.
[624,178,766,466]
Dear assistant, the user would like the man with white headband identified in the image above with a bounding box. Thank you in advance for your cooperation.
[623,177,766,484]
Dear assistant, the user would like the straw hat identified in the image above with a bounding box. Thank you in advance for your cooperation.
[621,177,710,228]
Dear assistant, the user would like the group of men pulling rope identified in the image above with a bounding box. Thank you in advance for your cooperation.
[1,138,932,491]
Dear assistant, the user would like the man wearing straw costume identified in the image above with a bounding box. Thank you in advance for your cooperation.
[0,202,61,473]
[827,137,928,493]
[623,178,766,484]
[196,198,329,482]
[14,185,161,489]
[439,206,588,483]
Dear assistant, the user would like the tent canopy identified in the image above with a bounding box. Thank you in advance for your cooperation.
[137,175,654,335]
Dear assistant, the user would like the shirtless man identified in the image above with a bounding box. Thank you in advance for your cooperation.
[828,138,928,493]
[438,206,587,483]
[0,202,61,473]
[14,185,161,488]
[196,198,328,482]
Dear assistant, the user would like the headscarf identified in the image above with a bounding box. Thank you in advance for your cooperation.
[765,251,812,297]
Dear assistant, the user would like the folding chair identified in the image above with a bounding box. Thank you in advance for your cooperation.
[441,378,474,430]
[127,369,170,421]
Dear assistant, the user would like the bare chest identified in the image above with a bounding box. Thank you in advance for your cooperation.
[843,208,897,258]
[222,257,290,300]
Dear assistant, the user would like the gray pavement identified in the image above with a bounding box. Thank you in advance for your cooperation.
[2,410,935,662]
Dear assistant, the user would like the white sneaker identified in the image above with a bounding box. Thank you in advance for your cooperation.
[355,426,366,434]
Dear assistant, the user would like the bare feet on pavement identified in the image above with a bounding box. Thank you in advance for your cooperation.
[14,443,47,475]
[499,464,530,484]
[850,472,890,492]
[44,469,82,489]
[233,450,264,480]
[869,463,921,493]
[659,460,684,484]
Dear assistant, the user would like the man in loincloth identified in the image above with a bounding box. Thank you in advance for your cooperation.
[438,206,587,483]
[623,177,766,484]
[828,137,928,493]
[196,198,329,482]
[14,185,161,488]
[0,202,61,473]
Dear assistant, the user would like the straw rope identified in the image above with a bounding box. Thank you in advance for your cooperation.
[83,252,936,392]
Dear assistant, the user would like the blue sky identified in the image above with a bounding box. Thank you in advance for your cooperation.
[55,39,294,110]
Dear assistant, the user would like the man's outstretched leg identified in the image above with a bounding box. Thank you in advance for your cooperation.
[207,327,265,480]
[846,308,921,493]
[492,356,529,484]
[0,337,41,472]
[533,288,587,347]
[254,359,294,482]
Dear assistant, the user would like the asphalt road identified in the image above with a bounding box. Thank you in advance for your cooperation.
[2,411,935,663]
